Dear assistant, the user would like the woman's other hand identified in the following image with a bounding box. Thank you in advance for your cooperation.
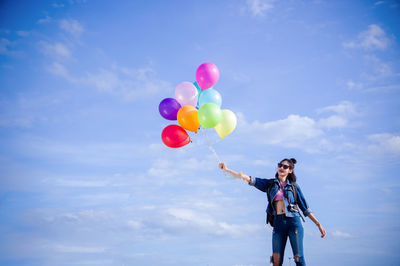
[318,224,326,238]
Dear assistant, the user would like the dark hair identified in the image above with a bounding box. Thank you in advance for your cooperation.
[275,158,297,183]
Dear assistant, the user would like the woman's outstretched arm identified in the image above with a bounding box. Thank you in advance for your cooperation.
[219,162,251,183]
[307,212,327,238]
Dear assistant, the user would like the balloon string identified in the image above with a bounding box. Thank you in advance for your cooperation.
[190,132,201,146]
[202,129,232,179]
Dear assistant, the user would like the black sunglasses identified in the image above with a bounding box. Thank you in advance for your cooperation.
[278,163,291,170]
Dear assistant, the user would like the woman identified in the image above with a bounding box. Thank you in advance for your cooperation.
[219,158,326,266]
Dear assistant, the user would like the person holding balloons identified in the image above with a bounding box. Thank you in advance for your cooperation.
[218,159,326,266]
[158,63,326,265]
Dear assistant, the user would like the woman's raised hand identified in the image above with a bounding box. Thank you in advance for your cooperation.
[219,162,227,171]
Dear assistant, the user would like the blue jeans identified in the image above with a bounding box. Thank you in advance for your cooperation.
[272,214,306,266]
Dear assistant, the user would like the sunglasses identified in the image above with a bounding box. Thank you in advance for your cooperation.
[278,163,291,170]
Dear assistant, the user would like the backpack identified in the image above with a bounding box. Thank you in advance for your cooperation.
[266,179,299,227]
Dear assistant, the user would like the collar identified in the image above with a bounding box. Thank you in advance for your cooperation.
[274,177,292,186]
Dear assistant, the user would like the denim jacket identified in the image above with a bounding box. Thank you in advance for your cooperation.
[249,176,312,218]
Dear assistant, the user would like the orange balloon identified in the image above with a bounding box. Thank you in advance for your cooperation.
[177,105,200,133]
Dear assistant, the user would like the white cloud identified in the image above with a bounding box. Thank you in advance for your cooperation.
[237,112,323,148]
[127,220,142,230]
[39,41,71,58]
[51,178,109,187]
[0,38,13,55]
[345,56,399,92]
[343,24,390,50]
[231,72,251,82]
[253,159,273,166]
[37,16,52,24]
[367,133,400,155]
[85,69,120,92]
[20,137,143,165]
[381,187,392,194]
[246,0,275,17]
[363,55,394,79]
[52,244,106,253]
[148,143,164,152]
[46,62,75,81]
[39,19,168,101]
[0,116,33,128]
[166,208,214,227]
[47,62,171,101]
[76,193,132,205]
[332,230,354,239]
[163,207,260,237]
[69,0,88,4]
[316,101,358,129]
[38,209,111,224]
[318,115,348,129]
[147,156,215,181]
[0,93,62,128]
[317,101,357,116]
[346,80,363,90]
[25,194,260,243]
[364,84,400,92]
[59,19,84,37]
[16,31,30,37]
[0,29,10,34]
[234,101,360,152]
[147,160,181,178]
[52,3,65,8]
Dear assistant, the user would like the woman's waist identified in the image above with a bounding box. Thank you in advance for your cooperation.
[271,201,300,217]
[273,200,286,215]
[274,213,302,222]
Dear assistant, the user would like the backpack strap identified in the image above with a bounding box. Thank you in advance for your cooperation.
[266,178,275,203]
[266,179,275,226]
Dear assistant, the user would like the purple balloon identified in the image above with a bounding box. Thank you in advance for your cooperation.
[159,98,181,120]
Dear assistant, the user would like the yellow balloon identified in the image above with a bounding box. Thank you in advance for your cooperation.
[177,105,200,133]
[215,109,237,139]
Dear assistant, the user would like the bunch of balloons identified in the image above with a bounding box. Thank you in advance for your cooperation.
[159,63,237,148]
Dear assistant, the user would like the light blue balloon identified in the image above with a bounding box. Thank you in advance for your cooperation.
[198,87,222,107]
[193,81,202,107]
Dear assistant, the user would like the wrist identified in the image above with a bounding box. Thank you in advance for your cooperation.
[238,172,244,180]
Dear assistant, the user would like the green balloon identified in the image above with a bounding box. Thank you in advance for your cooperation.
[198,103,222,128]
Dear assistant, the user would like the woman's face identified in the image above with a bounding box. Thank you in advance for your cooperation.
[277,160,293,177]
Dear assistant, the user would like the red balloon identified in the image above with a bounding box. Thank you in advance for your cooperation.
[161,125,191,148]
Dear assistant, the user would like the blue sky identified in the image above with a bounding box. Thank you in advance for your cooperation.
[1,0,400,265]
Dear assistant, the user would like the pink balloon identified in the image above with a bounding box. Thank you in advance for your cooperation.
[195,63,220,91]
[175,82,198,107]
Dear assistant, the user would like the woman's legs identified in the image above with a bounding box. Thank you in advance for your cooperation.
[272,215,288,266]
[288,217,306,266]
